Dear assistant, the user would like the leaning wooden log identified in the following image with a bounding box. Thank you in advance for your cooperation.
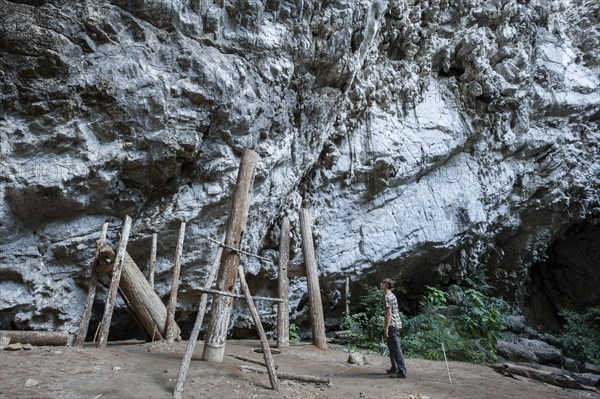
[277,216,290,348]
[173,233,224,399]
[494,363,600,392]
[0,331,71,346]
[148,233,157,288]
[203,149,259,363]
[75,222,109,347]
[166,222,186,343]
[239,365,331,385]
[299,208,327,349]
[238,264,279,391]
[97,216,132,349]
[94,241,181,342]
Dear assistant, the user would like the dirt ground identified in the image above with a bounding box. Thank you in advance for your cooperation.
[0,339,598,399]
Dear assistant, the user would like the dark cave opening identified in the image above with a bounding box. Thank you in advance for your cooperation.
[524,221,600,332]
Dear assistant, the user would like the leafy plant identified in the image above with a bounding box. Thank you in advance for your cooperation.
[289,323,301,343]
[340,283,386,353]
[560,306,600,365]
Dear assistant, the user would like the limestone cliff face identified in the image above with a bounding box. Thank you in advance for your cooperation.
[0,0,598,335]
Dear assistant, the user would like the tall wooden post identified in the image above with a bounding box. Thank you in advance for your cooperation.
[277,217,290,348]
[148,233,157,288]
[97,216,132,349]
[202,149,259,362]
[166,222,186,342]
[299,208,327,349]
[345,276,350,316]
[74,222,109,347]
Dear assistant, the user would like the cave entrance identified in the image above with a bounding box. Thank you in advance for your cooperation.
[524,221,600,332]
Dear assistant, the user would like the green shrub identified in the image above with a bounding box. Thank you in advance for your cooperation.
[560,306,600,365]
[340,284,386,353]
[289,323,300,343]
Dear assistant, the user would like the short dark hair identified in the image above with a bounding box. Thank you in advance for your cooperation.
[381,278,394,289]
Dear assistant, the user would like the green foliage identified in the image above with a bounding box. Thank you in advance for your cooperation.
[560,306,600,365]
[403,286,509,363]
[289,323,300,343]
[340,284,386,353]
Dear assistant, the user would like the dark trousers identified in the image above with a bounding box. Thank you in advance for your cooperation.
[387,326,407,376]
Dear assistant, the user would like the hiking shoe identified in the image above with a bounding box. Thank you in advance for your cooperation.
[390,372,407,378]
[386,368,398,374]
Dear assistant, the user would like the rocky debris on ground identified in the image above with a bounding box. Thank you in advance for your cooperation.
[347,352,369,365]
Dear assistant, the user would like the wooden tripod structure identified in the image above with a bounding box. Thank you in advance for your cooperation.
[75,217,182,348]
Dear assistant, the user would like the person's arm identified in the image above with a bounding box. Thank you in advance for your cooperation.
[384,306,392,338]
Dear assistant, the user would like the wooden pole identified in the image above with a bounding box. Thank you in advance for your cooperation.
[173,233,224,399]
[149,233,157,288]
[95,241,181,340]
[166,222,186,342]
[442,342,452,384]
[238,265,279,392]
[345,276,350,317]
[97,216,132,349]
[277,217,290,348]
[202,149,259,363]
[75,222,109,347]
[299,208,327,349]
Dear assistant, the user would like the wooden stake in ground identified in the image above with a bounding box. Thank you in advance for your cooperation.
[442,342,452,384]
[277,216,290,348]
[202,149,259,363]
[299,208,327,349]
[239,365,330,385]
[97,216,132,349]
[238,265,279,392]
[173,233,224,399]
[345,276,350,317]
[166,222,186,342]
[148,233,157,288]
[74,222,109,347]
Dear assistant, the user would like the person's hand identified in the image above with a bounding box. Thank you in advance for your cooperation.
[384,328,389,338]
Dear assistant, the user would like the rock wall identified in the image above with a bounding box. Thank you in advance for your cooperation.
[0,0,598,336]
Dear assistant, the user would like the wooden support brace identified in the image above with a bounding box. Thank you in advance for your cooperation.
[148,233,157,288]
[195,287,283,303]
[277,216,290,348]
[97,216,132,349]
[238,264,279,392]
[166,222,186,342]
[74,222,109,347]
[173,233,224,399]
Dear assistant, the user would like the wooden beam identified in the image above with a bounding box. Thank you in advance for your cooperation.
[277,216,290,348]
[203,149,259,363]
[238,265,279,392]
[0,331,71,346]
[148,233,157,288]
[195,287,283,303]
[345,276,350,317]
[173,233,224,399]
[299,208,327,349]
[74,222,109,347]
[166,222,186,343]
[97,216,132,349]
[287,262,306,278]
[203,235,271,263]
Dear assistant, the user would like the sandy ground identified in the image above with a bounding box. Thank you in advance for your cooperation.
[0,340,598,399]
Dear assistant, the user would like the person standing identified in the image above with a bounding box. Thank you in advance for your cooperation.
[380,278,407,378]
